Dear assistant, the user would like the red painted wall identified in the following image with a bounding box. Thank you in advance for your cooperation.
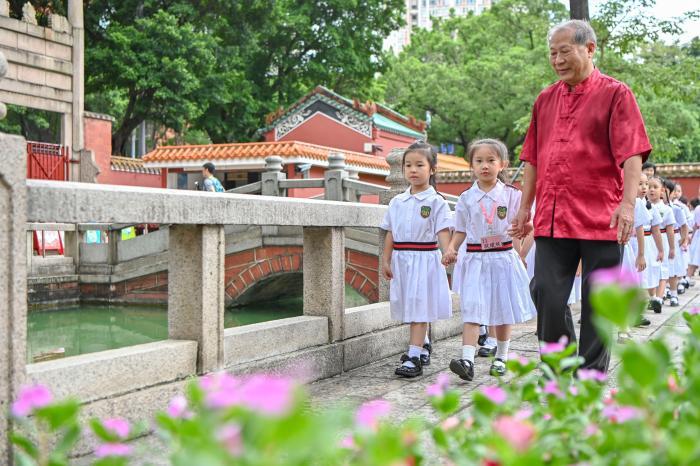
[84,115,162,188]
[373,128,418,154]
[278,113,371,153]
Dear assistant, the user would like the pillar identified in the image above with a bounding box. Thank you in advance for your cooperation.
[344,168,360,202]
[63,229,81,268]
[303,227,345,342]
[261,156,286,197]
[168,225,225,374]
[324,152,348,202]
[0,133,28,463]
[378,148,408,301]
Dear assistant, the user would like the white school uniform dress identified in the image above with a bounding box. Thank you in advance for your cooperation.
[452,181,536,325]
[380,187,452,323]
[654,201,675,280]
[640,202,662,290]
[622,198,652,285]
[675,200,691,273]
[670,203,688,277]
[689,206,700,267]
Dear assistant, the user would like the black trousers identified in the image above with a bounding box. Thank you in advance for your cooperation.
[531,237,622,372]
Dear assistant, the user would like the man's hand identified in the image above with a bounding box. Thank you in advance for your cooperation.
[509,208,532,239]
[610,201,635,244]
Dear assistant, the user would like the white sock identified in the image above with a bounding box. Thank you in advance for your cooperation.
[483,337,497,348]
[462,345,476,363]
[479,325,487,336]
[495,340,510,361]
[403,345,422,368]
[424,333,430,345]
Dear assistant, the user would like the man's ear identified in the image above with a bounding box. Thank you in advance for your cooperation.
[587,41,596,58]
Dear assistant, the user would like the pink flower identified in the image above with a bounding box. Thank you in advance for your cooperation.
[217,424,243,456]
[238,375,294,416]
[543,380,563,398]
[441,416,460,431]
[426,373,450,397]
[540,336,569,355]
[11,385,53,417]
[95,443,133,458]
[509,353,530,366]
[584,423,599,436]
[602,405,641,423]
[492,416,536,453]
[102,418,130,439]
[568,385,579,396]
[356,400,391,430]
[543,413,552,421]
[167,395,191,419]
[667,375,680,393]
[514,408,533,421]
[201,372,242,409]
[340,435,357,450]
[480,385,507,405]
[689,307,700,315]
[577,369,607,382]
[590,266,639,288]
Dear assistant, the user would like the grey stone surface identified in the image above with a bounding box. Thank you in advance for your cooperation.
[343,324,410,371]
[21,2,37,25]
[343,302,397,339]
[0,133,27,463]
[224,316,328,366]
[28,255,75,276]
[303,227,345,341]
[0,1,8,17]
[79,242,109,264]
[168,225,225,373]
[26,179,387,227]
[27,340,196,402]
[118,227,169,262]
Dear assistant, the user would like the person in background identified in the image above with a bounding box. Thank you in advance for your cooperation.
[202,162,225,192]
[642,162,656,180]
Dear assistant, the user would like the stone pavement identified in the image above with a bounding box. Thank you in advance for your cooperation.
[307,286,699,425]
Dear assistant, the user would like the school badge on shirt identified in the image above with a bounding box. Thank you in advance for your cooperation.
[497,206,507,220]
[420,206,431,218]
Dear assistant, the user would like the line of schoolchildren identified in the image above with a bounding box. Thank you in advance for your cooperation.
[380,142,695,382]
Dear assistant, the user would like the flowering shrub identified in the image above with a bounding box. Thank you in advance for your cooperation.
[9,267,700,465]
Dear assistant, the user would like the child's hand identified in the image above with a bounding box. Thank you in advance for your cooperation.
[636,255,646,272]
[657,250,664,263]
[442,249,457,266]
[669,248,676,260]
[382,261,393,280]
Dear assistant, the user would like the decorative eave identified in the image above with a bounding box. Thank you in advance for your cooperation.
[111,156,160,175]
[657,163,700,178]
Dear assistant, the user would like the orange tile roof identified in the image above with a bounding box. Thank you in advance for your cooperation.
[110,156,161,175]
[142,141,470,173]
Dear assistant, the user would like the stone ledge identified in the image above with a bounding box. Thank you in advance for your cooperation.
[224,316,328,366]
[27,340,197,403]
[343,302,397,339]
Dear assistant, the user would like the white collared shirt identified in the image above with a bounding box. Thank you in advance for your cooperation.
[454,180,521,243]
[380,187,452,242]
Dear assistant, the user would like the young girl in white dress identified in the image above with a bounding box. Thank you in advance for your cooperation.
[664,179,687,307]
[688,200,700,278]
[648,177,677,309]
[380,142,453,378]
[443,139,536,380]
[637,173,664,313]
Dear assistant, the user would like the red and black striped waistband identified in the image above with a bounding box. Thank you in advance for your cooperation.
[466,241,513,252]
[393,242,439,252]
[674,229,680,234]
[644,230,652,236]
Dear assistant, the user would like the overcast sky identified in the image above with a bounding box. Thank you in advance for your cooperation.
[560,0,699,43]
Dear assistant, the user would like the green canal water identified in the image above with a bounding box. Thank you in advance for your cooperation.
[27,286,368,363]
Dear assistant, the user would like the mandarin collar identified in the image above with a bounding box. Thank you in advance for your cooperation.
[469,180,504,202]
[396,186,437,202]
[561,68,600,94]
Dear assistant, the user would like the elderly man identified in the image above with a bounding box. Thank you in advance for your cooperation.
[511,20,652,372]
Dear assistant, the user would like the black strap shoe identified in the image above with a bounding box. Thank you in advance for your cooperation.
[478,345,496,358]
[478,326,489,346]
[395,355,423,378]
[489,358,507,377]
[634,317,651,327]
[449,358,474,381]
[420,343,432,366]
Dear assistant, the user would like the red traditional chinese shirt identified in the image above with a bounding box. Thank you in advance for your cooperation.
[520,69,652,241]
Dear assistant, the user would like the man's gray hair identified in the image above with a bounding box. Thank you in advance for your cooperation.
[548,20,597,46]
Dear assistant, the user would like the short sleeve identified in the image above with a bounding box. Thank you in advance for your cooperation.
[673,205,687,227]
[519,103,538,166]
[663,208,676,228]
[695,207,700,227]
[507,188,522,223]
[454,195,469,233]
[433,199,453,234]
[609,86,652,167]
[650,206,662,227]
[380,202,392,231]
[203,178,214,191]
[634,199,651,229]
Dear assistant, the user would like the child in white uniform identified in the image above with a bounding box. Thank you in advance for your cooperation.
[649,177,677,309]
[688,202,700,276]
[381,142,452,378]
[666,180,687,306]
[638,173,664,313]
[443,139,536,381]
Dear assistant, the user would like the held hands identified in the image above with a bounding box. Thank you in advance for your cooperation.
[508,208,532,239]
[381,261,393,280]
[610,201,635,244]
[669,248,676,261]
[442,248,457,266]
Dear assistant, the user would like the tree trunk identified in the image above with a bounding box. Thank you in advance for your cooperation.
[569,0,590,20]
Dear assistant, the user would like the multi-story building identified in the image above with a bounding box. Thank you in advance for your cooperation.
[383,0,493,54]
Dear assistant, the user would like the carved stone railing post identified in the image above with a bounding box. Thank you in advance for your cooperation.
[378,147,408,301]
[303,227,345,342]
[168,225,225,374]
[0,50,27,463]
[344,168,360,203]
[324,152,348,202]
[261,156,286,197]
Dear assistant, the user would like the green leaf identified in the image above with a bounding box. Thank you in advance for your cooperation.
[34,400,80,430]
[11,432,39,459]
